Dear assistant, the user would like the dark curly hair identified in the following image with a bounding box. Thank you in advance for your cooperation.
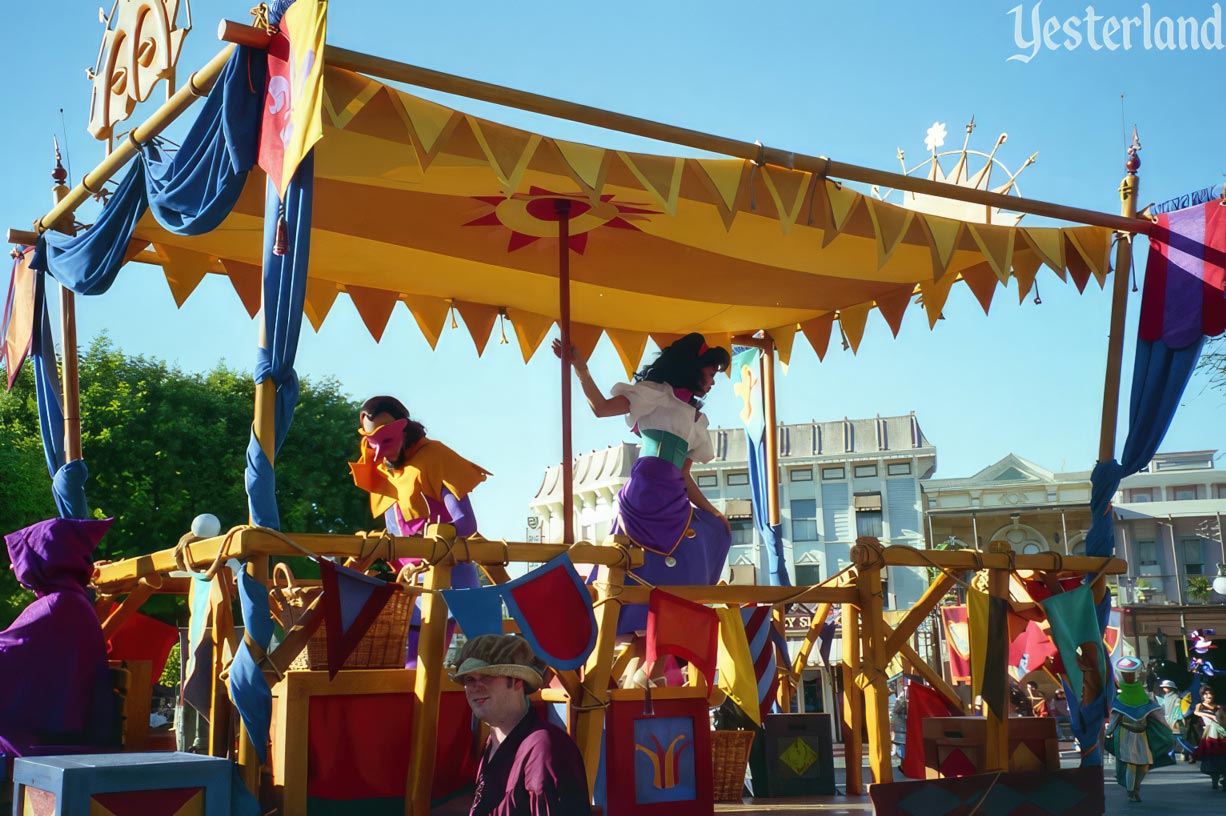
[634,333,730,406]
[359,395,426,467]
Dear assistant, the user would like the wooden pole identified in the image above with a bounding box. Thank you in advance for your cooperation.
[840,603,864,794]
[983,541,1013,772]
[47,155,83,464]
[1098,146,1141,463]
[853,542,892,785]
[761,337,780,528]
[557,200,575,544]
[214,21,1151,237]
[406,533,455,816]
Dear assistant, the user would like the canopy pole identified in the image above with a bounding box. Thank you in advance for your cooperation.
[557,200,575,544]
[1097,140,1141,463]
[48,149,83,464]
[216,21,1150,236]
[761,336,780,527]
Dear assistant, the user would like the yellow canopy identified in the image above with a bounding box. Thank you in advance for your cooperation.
[132,64,1114,375]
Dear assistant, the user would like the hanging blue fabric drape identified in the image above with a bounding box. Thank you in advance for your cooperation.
[22,48,264,520]
[228,566,275,765]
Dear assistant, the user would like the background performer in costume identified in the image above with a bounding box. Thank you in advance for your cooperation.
[1105,655,1174,803]
[555,333,732,634]
[1192,685,1226,790]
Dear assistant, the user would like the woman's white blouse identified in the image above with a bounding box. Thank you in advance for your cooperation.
[611,381,715,463]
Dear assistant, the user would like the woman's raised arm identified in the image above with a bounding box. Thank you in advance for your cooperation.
[552,339,630,418]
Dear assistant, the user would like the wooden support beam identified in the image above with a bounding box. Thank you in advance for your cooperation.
[614,584,857,606]
[882,574,956,658]
[876,546,1126,574]
[406,558,454,816]
[854,552,892,785]
[1099,167,1140,462]
[983,543,1013,772]
[840,603,864,795]
[100,578,160,639]
[791,602,832,677]
[574,546,628,796]
[896,642,963,713]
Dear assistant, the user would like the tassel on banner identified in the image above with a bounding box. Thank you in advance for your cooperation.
[273,207,289,256]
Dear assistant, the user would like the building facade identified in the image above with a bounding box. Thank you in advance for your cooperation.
[528,413,937,609]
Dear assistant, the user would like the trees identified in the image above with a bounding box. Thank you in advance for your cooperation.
[1199,336,1226,394]
[1,336,372,627]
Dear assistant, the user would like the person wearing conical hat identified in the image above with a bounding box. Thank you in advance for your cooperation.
[1105,655,1175,803]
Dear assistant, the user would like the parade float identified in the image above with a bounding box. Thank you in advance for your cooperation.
[3,1,1223,814]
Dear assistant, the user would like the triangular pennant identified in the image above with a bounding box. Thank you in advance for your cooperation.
[390,91,463,171]
[766,323,798,366]
[919,271,958,329]
[916,213,964,280]
[3,248,37,391]
[346,285,399,343]
[304,278,339,332]
[649,332,683,353]
[220,260,261,318]
[618,152,685,215]
[1011,251,1042,303]
[1021,227,1066,279]
[504,308,553,363]
[154,245,214,307]
[799,313,835,361]
[1064,226,1112,288]
[604,328,648,380]
[875,286,913,337]
[440,586,504,637]
[1063,231,1094,293]
[966,223,1016,283]
[402,294,452,349]
[553,140,610,201]
[468,117,542,194]
[322,70,383,131]
[864,198,915,269]
[454,301,500,356]
[821,181,863,248]
[691,159,747,231]
[318,559,396,679]
[569,323,604,363]
[960,263,999,315]
[839,303,871,354]
[760,166,813,233]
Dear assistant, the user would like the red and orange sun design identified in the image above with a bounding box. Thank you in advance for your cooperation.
[463,187,658,254]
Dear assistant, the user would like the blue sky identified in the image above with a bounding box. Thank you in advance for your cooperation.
[2,1,1223,540]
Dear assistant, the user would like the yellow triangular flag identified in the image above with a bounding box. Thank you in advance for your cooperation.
[875,287,913,338]
[604,328,648,380]
[917,213,964,280]
[391,92,463,170]
[322,70,382,131]
[799,313,835,361]
[569,323,604,364]
[468,117,542,195]
[966,223,1016,283]
[716,606,762,726]
[1064,226,1112,288]
[1011,251,1042,304]
[961,264,999,316]
[220,260,261,318]
[455,301,500,357]
[767,323,798,366]
[691,159,747,230]
[760,167,813,233]
[839,303,871,354]
[506,308,554,363]
[968,588,990,701]
[304,278,339,332]
[650,332,683,353]
[553,140,610,200]
[618,152,685,215]
[1021,227,1066,280]
[155,245,215,307]
[346,286,398,343]
[864,198,915,269]
[919,272,958,329]
[402,294,451,349]
[821,181,863,248]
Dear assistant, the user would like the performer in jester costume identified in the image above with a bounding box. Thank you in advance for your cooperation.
[1105,655,1175,803]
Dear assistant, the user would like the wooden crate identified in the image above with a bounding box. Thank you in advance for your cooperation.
[920,715,1059,778]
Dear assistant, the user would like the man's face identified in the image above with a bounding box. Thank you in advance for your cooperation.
[461,672,525,726]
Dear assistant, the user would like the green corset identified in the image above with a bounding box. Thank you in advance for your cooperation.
[639,429,689,468]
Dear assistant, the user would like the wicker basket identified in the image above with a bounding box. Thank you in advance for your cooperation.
[710,729,755,802]
[290,585,412,672]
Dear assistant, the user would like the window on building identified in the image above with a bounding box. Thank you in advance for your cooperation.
[1136,539,1158,566]
[795,564,822,585]
[791,499,819,541]
[696,474,718,488]
[821,466,845,480]
[726,471,750,486]
[790,467,813,482]
[730,517,755,548]
[1127,488,1153,503]
[853,464,878,478]
[1216,484,1226,499]
[887,462,911,476]
[1172,485,1198,501]
[1182,536,1204,575]
[854,492,883,538]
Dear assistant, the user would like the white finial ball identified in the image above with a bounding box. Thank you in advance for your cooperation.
[191,513,221,539]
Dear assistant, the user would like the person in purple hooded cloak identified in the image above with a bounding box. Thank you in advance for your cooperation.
[0,517,115,758]
[554,333,733,637]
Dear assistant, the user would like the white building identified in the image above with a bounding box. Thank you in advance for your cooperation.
[528,413,938,609]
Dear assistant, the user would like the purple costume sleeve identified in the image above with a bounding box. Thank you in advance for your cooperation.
[442,488,477,538]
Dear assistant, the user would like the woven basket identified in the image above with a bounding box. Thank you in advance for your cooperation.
[710,729,754,802]
[290,585,412,672]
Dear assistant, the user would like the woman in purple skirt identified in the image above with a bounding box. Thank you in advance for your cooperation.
[554,332,733,635]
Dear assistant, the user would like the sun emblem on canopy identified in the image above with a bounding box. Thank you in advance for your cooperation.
[463,187,657,254]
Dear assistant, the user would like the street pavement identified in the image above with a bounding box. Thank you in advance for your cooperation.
[1094,754,1225,814]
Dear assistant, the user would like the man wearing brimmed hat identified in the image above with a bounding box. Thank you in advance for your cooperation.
[1105,656,1175,803]
[1157,679,1191,761]
[450,634,591,815]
